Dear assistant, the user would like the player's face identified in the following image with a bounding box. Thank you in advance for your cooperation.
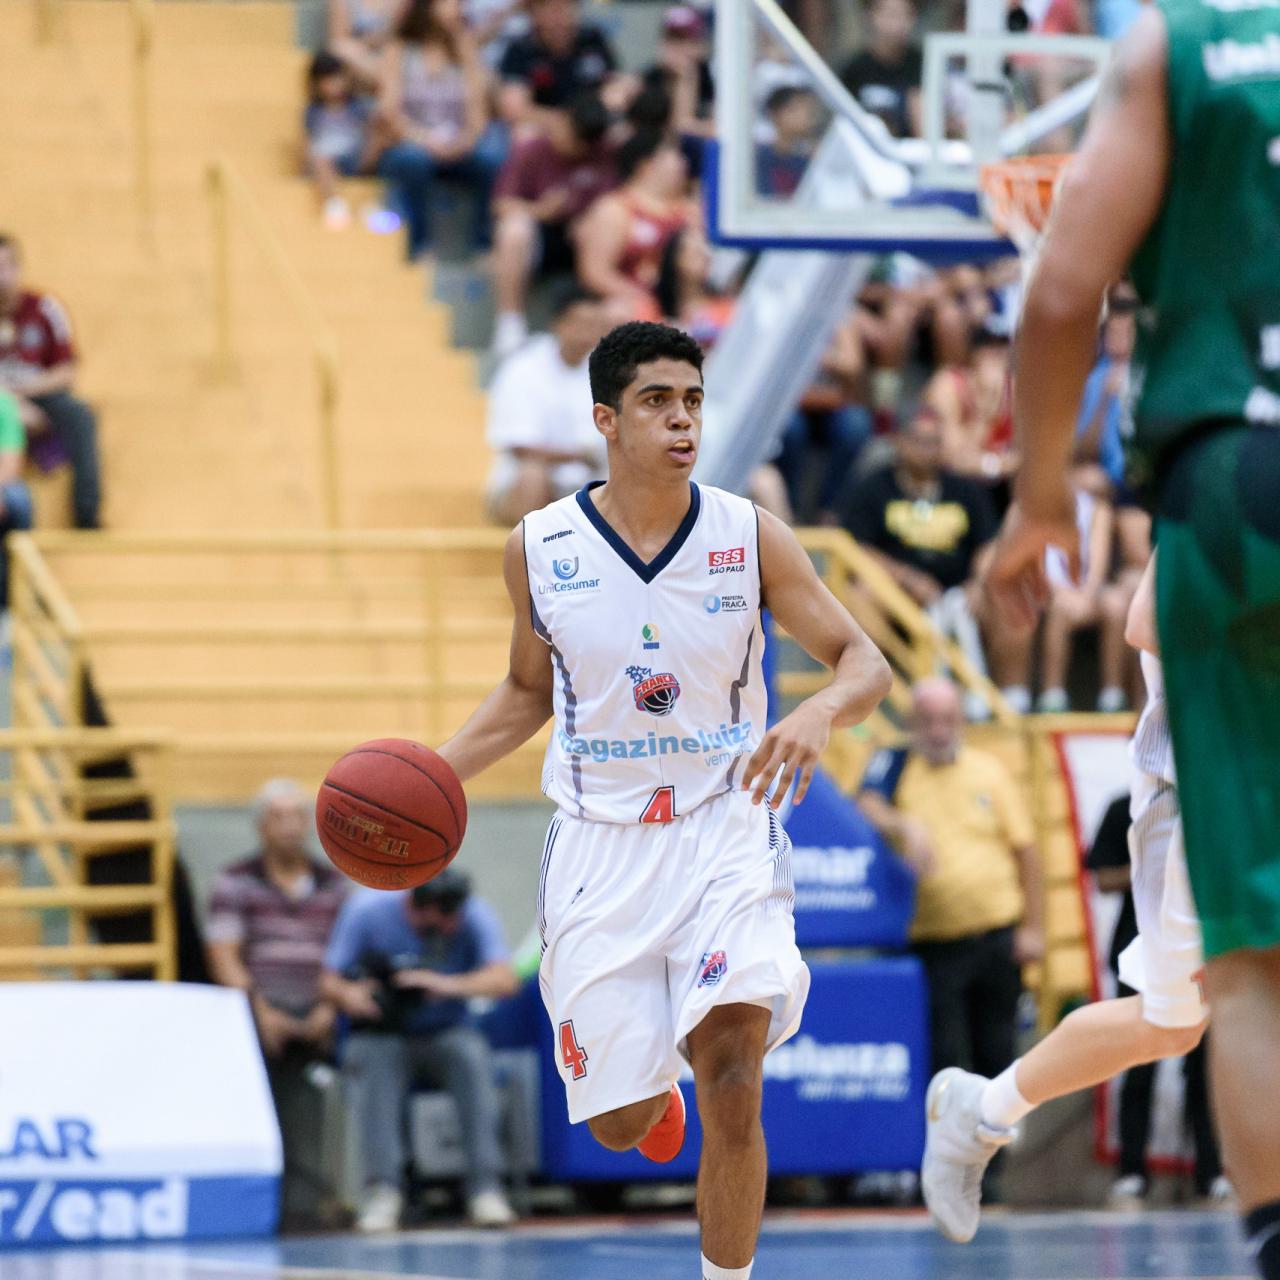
[604,358,703,474]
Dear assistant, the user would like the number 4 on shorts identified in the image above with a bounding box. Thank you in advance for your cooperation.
[559,1019,589,1080]
[639,786,676,824]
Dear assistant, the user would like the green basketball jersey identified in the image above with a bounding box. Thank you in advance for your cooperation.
[1127,0,1280,492]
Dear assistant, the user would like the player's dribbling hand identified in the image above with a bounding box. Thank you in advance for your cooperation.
[741,704,831,809]
[984,499,1081,630]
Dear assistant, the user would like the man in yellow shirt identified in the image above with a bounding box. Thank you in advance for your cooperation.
[859,677,1044,1084]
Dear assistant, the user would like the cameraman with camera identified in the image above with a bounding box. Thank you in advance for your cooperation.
[321,869,519,1232]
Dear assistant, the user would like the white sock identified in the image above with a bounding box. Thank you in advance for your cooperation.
[980,1062,1034,1130]
[1001,685,1031,715]
[702,1256,753,1280]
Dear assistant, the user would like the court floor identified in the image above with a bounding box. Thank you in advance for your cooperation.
[0,1209,1252,1280]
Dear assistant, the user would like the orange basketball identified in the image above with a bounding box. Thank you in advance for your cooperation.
[315,738,466,890]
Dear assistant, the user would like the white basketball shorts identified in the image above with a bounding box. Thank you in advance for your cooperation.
[537,787,810,1124]
[1117,769,1207,1029]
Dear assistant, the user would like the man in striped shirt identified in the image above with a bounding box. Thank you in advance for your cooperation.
[206,778,349,1223]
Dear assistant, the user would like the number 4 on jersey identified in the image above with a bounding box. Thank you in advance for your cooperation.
[559,1020,589,1080]
[639,786,676,824]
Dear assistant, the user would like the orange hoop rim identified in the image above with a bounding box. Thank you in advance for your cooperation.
[979,154,1072,248]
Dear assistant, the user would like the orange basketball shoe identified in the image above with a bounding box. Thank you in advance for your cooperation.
[638,1082,686,1163]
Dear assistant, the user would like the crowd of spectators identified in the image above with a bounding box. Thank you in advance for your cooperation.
[206,778,520,1233]
[297,0,1151,713]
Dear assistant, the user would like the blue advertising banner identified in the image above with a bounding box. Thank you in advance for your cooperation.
[537,959,927,1180]
[784,770,916,950]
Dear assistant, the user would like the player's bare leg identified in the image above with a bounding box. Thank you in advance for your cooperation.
[1012,995,1204,1105]
[924,998,1206,1241]
[688,1003,773,1277]
[1205,949,1280,1237]
[587,1091,672,1152]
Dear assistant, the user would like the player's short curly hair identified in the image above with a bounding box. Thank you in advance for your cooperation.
[588,321,704,410]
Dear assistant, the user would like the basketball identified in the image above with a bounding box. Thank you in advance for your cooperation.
[315,738,467,891]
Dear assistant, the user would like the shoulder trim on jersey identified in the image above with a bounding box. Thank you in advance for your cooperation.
[575,481,702,584]
[520,520,552,645]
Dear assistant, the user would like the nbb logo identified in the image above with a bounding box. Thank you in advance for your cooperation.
[708,547,746,575]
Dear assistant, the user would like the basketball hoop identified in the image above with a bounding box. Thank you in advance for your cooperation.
[979,154,1072,258]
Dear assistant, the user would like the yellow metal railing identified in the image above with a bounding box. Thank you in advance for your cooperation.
[207,159,343,530]
[0,727,177,982]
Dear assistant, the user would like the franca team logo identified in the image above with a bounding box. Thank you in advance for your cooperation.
[552,556,579,581]
[698,950,727,987]
[626,665,681,716]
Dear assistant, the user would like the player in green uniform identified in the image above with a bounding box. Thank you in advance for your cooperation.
[986,1,1280,1275]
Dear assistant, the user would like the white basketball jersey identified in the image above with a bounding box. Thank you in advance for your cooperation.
[1132,650,1176,786]
[522,483,767,824]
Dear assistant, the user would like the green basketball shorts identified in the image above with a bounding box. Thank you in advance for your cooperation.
[1155,423,1280,958]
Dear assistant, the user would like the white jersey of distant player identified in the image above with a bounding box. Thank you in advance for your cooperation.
[1131,650,1174,785]
[522,482,766,825]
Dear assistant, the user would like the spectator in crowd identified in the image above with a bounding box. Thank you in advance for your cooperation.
[858,677,1044,1096]
[654,226,736,351]
[321,869,519,1231]
[925,324,1018,502]
[642,5,716,168]
[497,0,619,131]
[1086,793,1230,1207]
[304,51,378,230]
[327,0,404,87]
[776,308,871,525]
[839,0,923,138]
[1074,290,1137,499]
[575,130,693,318]
[490,91,617,356]
[0,389,33,618]
[1036,474,1135,712]
[377,0,505,260]
[484,282,611,523]
[0,234,101,529]
[205,779,350,1226]
[843,404,998,692]
[756,86,821,198]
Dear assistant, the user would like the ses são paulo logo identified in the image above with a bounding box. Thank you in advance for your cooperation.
[539,555,601,596]
[626,665,681,716]
[708,546,746,575]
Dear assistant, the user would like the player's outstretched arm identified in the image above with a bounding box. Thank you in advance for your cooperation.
[987,8,1169,627]
[436,525,555,784]
[741,509,892,807]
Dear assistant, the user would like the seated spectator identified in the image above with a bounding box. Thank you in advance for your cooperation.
[490,91,617,357]
[321,869,519,1231]
[0,389,33,617]
[924,324,1017,503]
[485,283,611,523]
[1036,476,1135,712]
[843,405,997,693]
[756,86,821,198]
[839,0,923,139]
[497,0,619,132]
[0,234,101,529]
[304,52,377,230]
[654,227,736,352]
[859,677,1044,1101]
[327,0,404,88]
[205,779,350,1227]
[576,130,693,318]
[1074,290,1137,498]
[642,5,716,171]
[377,0,505,260]
[775,308,871,525]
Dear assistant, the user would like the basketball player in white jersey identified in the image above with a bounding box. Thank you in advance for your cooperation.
[922,551,1211,1243]
[437,322,891,1280]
